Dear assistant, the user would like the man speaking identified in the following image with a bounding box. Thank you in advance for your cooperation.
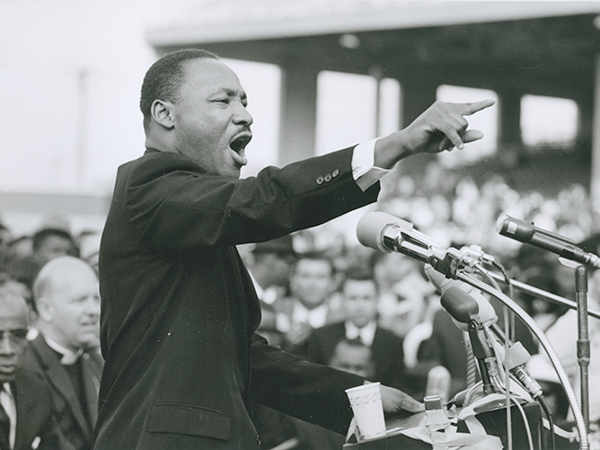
[92,49,493,449]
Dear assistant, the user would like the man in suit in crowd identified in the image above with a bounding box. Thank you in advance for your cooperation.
[247,235,297,348]
[274,252,343,354]
[92,48,493,449]
[0,287,66,450]
[304,266,408,391]
[19,256,102,450]
[31,227,79,270]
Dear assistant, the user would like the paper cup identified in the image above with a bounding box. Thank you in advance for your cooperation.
[345,382,386,440]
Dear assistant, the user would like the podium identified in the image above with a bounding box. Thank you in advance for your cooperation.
[343,401,577,450]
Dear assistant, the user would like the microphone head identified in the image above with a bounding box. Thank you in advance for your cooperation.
[356,212,410,253]
[438,281,497,331]
[496,213,534,242]
[441,286,479,325]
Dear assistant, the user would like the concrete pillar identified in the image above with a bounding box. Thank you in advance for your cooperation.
[400,77,438,127]
[591,54,600,218]
[278,59,319,166]
[497,88,523,150]
[397,76,438,178]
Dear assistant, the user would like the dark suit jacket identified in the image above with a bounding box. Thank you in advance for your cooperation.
[10,368,67,450]
[304,322,408,390]
[93,148,379,450]
[19,336,103,450]
[272,296,345,355]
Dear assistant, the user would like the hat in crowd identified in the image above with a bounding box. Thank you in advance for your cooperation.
[252,235,296,258]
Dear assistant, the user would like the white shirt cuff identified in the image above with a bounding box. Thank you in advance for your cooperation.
[352,138,391,191]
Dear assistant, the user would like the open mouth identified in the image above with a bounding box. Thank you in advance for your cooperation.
[229,132,252,154]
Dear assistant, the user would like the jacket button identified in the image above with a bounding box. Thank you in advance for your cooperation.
[332,169,340,178]
[316,176,324,185]
[324,173,332,182]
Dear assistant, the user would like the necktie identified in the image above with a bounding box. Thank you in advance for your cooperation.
[0,402,9,450]
[0,383,15,450]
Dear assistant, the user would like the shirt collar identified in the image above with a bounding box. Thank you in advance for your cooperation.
[43,335,83,365]
[292,301,330,329]
[345,320,377,346]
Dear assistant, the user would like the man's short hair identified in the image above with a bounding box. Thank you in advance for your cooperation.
[0,286,30,322]
[140,48,219,131]
[292,251,335,276]
[32,227,76,252]
[341,265,377,292]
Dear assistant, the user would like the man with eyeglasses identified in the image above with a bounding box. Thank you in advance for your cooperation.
[0,287,66,450]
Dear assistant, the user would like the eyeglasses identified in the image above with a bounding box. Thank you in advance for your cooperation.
[0,329,28,344]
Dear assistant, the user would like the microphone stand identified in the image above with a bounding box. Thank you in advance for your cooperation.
[576,266,590,433]
[483,271,600,321]
[468,319,497,396]
[453,270,589,450]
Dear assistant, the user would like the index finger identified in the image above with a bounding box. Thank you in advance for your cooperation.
[457,99,496,116]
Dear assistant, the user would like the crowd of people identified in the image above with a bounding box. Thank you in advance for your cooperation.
[0,47,598,449]
[238,170,599,448]
[0,163,597,450]
[0,160,598,450]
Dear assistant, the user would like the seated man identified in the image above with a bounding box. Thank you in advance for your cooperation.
[274,251,343,355]
[19,256,102,450]
[304,266,408,391]
[0,287,65,450]
[329,338,376,380]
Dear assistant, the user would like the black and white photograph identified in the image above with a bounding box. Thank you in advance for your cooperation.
[1,1,600,449]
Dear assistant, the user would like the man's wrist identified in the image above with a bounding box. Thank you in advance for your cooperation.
[373,131,412,169]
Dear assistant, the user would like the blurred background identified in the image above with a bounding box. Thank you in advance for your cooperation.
[2,0,600,260]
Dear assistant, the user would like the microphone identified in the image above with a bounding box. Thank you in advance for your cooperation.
[356,212,446,263]
[499,341,543,399]
[425,265,497,329]
[497,213,600,269]
[429,268,497,395]
[425,266,544,399]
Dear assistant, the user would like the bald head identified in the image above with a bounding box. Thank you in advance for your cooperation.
[33,256,100,351]
[34,256,97,300]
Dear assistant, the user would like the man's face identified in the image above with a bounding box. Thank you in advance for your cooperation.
[0,306,28,382]
[45,268,101,351]
[35,235,77,266]
[329,342,375,379]
[171,58,254,178]
[290,259,333,309]
[343,279,378,328]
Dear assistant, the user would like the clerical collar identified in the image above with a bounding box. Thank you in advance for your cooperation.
[43,335,83,365]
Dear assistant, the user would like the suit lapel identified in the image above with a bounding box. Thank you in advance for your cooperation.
[31,337,91,440]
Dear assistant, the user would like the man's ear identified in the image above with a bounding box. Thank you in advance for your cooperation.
[150,99,175,129]
[35,296,54,323]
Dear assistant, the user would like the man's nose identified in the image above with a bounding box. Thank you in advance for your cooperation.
[0,335,15,356]
[86,296,101,316]
[233,103,253,126]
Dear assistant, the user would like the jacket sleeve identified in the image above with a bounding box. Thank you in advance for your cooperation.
[122,148,379,253]
[249,334,364,435]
